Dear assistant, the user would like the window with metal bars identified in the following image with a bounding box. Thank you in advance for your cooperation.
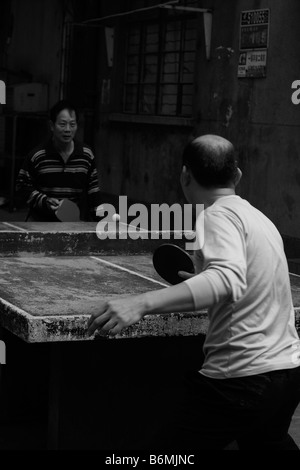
[123,16,197,117]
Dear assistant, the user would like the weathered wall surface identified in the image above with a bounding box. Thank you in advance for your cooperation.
[5,0,300,237]
[194,0,300,237]
[7,0,63,105]
[97,123,192,205]
[96,0,300,238]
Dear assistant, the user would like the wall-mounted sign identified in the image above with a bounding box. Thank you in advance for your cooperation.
[238,50,267,78]
[240,9,270,50]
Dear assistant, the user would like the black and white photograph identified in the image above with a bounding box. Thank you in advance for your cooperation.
[0,0,300,455]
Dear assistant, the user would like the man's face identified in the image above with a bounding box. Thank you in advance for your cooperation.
[51,109,77,145]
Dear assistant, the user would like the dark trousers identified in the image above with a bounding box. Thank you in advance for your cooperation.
[152,366,300,450]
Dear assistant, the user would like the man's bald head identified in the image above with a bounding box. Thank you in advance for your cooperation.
[182,135,238,188]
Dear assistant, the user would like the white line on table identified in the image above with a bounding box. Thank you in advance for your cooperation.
[90,256,169,287]
[118,221,149,232]
[2,222,28,232]
[290,272,300,278]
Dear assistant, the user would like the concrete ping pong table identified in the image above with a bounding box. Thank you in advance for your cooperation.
[0,221,299,450]
[0,221,210,450]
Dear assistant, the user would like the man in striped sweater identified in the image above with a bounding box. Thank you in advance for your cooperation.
[16,100,101,221]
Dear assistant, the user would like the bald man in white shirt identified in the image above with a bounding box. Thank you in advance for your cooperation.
[88,135,300,450]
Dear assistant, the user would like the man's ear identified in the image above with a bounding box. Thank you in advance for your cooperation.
[234,168,242,187]
[181,165,191,187]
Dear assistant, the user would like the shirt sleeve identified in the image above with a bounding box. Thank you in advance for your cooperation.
[85,148,101,218]
[185,208,248,308]
[15,153,48,212]
[184,270,231,310]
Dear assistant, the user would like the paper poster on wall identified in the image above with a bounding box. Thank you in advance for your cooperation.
[238,50,267,78]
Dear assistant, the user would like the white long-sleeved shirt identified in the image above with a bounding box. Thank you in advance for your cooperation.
[184,195,300,378]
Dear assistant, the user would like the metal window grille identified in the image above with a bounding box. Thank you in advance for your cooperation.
[124,16,197,117]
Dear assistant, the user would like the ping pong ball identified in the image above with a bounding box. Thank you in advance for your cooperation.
[112,213,120,222]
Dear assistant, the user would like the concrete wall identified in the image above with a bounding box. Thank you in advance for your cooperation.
[194,0,300,238]
[95,0,300,239]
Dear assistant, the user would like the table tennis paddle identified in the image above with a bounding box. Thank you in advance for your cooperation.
[152,243,195,285]
[55,199,80,222]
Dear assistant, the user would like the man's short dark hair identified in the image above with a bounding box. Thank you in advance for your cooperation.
[50,100,78,124]
[182,135,238,188]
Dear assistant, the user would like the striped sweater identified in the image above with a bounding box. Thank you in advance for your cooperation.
[16,139,101,221]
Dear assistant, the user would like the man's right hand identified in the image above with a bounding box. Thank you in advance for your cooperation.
[46,198,61,213]
[178,271,195,280]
